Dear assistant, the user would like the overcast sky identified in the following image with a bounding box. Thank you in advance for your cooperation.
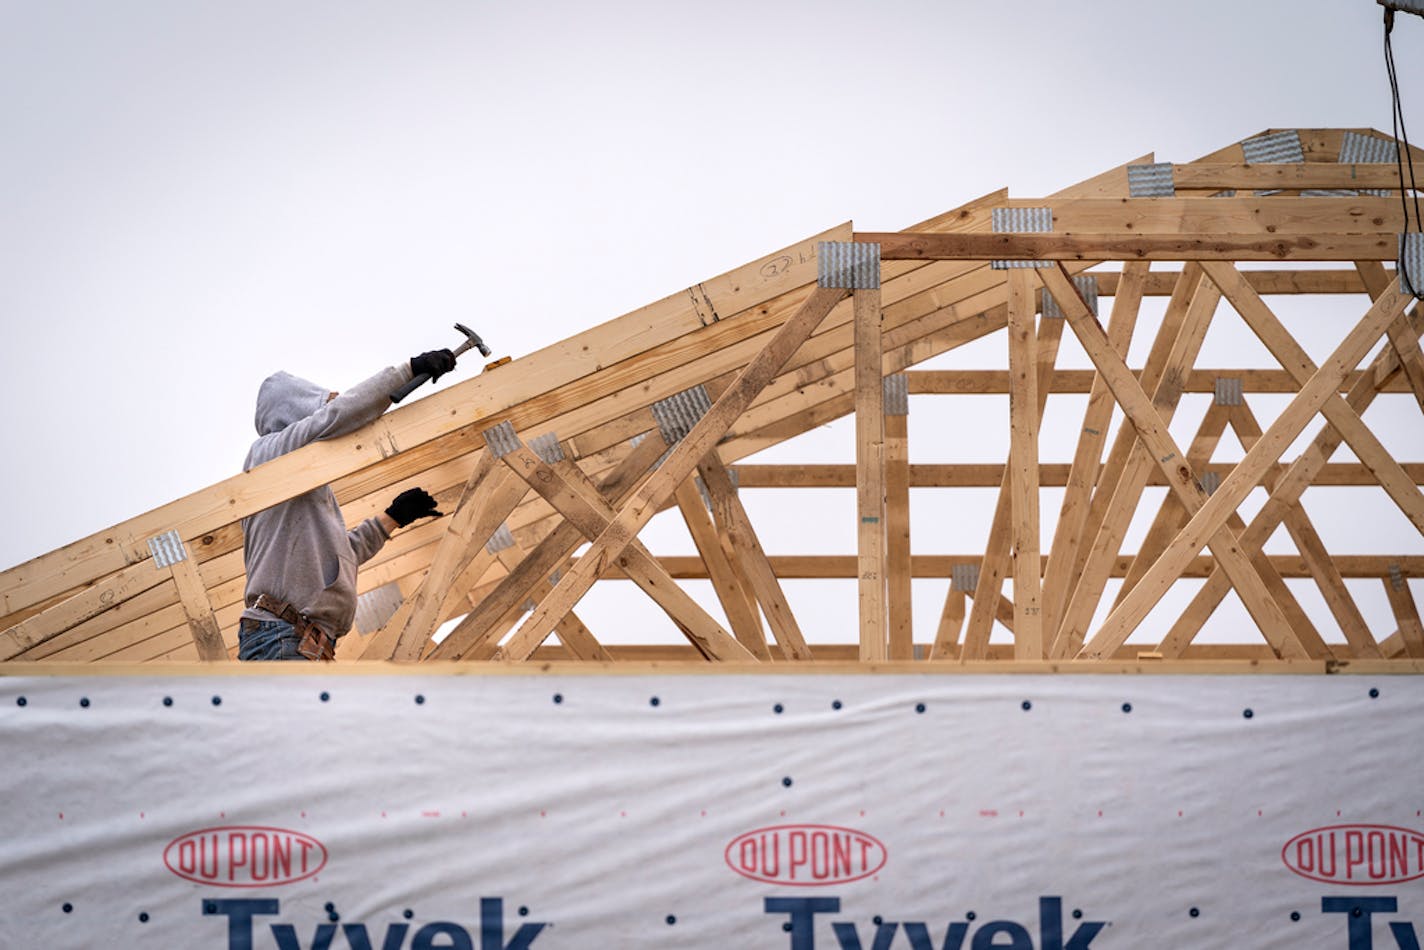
[2,1,1421,647]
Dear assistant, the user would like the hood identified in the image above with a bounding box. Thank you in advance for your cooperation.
[254,371,329,435]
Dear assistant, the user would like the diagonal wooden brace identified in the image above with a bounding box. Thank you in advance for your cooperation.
[696,455,811,660]
[493,435,755,662]
[431,434,668,661]
[1081,273,1416,658]
[1039,264,1304,659]
[504,284,849,654]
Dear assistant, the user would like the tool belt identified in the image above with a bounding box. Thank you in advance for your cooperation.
[251,594,336,662]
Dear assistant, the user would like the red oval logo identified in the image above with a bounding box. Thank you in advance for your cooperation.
[1282,824,1424,886]
[164,826,328,888]
[725,824,887,886]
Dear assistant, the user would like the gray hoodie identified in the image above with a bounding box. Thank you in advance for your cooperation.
[240,363,414,638]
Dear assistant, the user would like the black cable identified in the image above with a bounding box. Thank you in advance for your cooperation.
[1384,8,1422,296]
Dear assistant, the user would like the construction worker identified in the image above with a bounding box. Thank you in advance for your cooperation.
[237,350,457,661]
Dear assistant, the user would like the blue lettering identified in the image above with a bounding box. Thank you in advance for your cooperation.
[413,922,473,950]
[205,898,280,950]
[1040,896,1104,950]
[1324,897,1400,950]
[971,920,1032,950]
[1392,922,1422,950]
[343,923,411,950]
[767,897,842,950]
[832,920,897,950]
[480,898,546,950]
[272,923,337,950]
[904,921,970,950]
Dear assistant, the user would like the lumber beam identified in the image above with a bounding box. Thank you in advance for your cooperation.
[505,285,849,657]
[1225,402,1379,659]
[1384,572,1424,658]
[1041,264,1305,660]
[429,433,668,660]
[860,230,1397,262]
[1005,269,1042,658]
[1051,264,1216,657]
[884,378,912,660]
[1041,261,1145,642]
[490,433,754,662]
[385,454,529,661]
[1086,278,1417,657]
[673,478,769,659]
[855,285,887,661]
[728,462,1424,489]
[959,284,1065,659]
[1156,307,1424,656]
[697,457,811,661]
[1201,260,1424,535]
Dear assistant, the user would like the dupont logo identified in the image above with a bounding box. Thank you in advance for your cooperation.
[164,826,327,888]
[1282,824,1424,885]
[726,824,886,886]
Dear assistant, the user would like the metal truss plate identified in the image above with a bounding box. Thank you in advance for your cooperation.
[1242,130,1305,165]
[883,374,909,416]
[991,207,1053,269]
[651,385,712,444]
[1214,377,1245,406]
[1199,471,1221,496]
[147,529,186,568]
[951,563,980,592]
[529,432,565,464]
[1041,275,1098,319]
[1242,131,1305,196]
[1128,163,1175,198]
[354,582,404,635]
[483,421,521,459]
[818,241,881,289]
[486,523,516,555]
[1401,233,1424,298]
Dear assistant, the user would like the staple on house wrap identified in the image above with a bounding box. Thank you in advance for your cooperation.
[529,432,565,464]
[354,582,404,635]
[485,523,515,555]
[1041,275,1099,319]
[883,374,909,416]
[1214,377,1244,406]
[147,530,187,568]
[1199,471,1221,496]
[651,385,712,444]
[991,206,1052,269]
[1338,131,1396,197]
[951,563,980,592]
[1128,163,1175,197]
[817,241,880,289]
[483,420,521,459]
[1400,233,1424,299]
[1389,563,1405,592]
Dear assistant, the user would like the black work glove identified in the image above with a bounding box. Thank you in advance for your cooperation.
[410,349,457,383]
[385,488,443,527]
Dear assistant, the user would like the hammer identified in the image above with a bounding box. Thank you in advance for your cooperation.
[390,323,492,404]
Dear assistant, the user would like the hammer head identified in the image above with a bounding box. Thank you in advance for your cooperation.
[452,322,492,358]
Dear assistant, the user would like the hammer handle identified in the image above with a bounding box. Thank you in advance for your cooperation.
[389,373,432,404]
[389,336,484,404]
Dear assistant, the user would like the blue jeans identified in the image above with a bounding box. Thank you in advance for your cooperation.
[237,618,307,661]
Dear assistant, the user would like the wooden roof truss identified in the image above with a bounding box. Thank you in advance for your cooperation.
[2,128,1422,669]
